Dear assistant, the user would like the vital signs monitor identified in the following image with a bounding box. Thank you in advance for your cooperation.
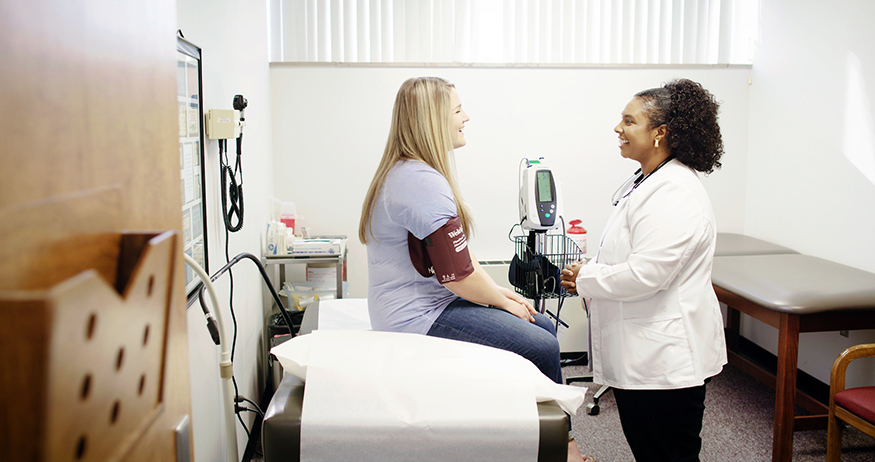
[519,158,563,231]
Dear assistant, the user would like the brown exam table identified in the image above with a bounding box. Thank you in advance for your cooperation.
[712,244,875,462]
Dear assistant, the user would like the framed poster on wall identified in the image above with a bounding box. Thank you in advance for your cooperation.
[177,35,208,302]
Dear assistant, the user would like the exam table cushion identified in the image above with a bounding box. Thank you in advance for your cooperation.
[834,386,875,424]
[711,254,875,314]
[262,371,570,462]
[714,232,798,256]
[266,303,578,461]
[271,330,587,415]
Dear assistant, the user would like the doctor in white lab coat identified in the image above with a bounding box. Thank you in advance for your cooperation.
[561,78,727,462]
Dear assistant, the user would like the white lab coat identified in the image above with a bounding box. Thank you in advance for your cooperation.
[576,159,726,390]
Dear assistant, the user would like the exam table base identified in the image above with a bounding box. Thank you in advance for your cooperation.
[716,285,875,462]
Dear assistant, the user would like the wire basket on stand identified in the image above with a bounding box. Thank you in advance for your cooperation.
[510,231,585,302]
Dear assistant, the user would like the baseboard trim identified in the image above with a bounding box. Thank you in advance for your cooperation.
[735,336,830,407]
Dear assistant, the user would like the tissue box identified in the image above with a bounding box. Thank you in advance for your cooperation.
[265,221,287,256]
[307,264,338,282]
[286,238,344,256]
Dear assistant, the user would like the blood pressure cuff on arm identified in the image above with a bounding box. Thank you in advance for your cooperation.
[408,216,474,284]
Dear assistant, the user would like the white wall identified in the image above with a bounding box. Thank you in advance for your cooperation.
[270,65,752,302]
[742,0,875,387]
[746,1,875,271]
[177,0,274,460]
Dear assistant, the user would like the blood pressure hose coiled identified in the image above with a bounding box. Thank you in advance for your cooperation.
[220,138,244,232]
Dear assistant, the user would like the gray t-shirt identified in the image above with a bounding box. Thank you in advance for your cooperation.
[366,160,459,334]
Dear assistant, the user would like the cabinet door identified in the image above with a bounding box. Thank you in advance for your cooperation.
[0,1,192,461]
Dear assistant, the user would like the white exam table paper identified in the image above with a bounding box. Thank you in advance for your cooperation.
[315,298,370,330]
[271,330,587,462]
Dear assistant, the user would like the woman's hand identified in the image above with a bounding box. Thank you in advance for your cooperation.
[559,261,586,295]
[499,298,535,323]
[496,286,537,321]
[445,266,535,322]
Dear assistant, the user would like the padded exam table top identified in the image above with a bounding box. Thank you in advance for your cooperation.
[711,254,875,314]
[714,232,799,257]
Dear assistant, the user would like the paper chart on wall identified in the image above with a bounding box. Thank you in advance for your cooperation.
[182,143,194,203]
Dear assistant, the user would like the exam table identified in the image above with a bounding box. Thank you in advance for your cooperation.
[714,232,799,257]
[261,300,571,462]
[711,234,875,462]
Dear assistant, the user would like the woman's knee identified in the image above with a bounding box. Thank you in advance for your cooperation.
[520,324,560,362]
[535,332,561,359]
[532,313,558,336]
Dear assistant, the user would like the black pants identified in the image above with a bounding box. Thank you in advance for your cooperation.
[613,383,708,462]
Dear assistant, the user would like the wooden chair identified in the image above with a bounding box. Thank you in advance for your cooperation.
[827,343,875,461]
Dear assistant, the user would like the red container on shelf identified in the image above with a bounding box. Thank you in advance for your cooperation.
[567,219,587,254]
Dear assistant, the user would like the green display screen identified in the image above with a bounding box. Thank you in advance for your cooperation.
[537,170,553,202]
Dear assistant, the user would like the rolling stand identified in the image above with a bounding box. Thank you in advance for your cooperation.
[509,230,610,416]
[565,378,611,416]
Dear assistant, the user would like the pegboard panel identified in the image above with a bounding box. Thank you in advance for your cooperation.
[0,231,176,462]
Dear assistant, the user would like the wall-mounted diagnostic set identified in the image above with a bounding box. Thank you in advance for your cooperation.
[205,109,242,140]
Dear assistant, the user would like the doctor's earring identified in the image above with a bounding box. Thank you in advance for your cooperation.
[654,138,660,148]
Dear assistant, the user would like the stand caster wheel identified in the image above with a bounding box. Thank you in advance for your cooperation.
[586,402,600,415]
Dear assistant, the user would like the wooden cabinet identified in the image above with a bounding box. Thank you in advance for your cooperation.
[0,1,192,461]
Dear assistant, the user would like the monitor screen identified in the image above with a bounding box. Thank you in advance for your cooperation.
[536,170,553,203]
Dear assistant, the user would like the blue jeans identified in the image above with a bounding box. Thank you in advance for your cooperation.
[426,297,563,384]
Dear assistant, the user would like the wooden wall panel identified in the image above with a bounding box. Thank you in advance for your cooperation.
[0,0,192,461]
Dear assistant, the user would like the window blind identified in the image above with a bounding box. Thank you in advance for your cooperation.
[268,0,758,65]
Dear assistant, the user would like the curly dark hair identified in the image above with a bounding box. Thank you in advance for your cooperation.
[635,78,723,174]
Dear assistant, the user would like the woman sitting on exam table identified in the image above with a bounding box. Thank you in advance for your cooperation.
[560,78,728,462]
[358,76,591,462]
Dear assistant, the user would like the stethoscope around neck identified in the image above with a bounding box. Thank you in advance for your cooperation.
[611,156,674,206]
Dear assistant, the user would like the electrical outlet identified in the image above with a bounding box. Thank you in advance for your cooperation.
[840,330,849,338]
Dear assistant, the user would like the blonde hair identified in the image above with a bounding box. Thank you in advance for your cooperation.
[358,77,473,244]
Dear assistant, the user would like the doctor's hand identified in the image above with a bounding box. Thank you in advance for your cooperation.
[559,261,586,295]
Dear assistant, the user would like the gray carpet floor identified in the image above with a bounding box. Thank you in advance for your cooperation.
[564,363,875,461]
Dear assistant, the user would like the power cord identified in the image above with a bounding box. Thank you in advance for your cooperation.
[235,396,264,416]
[209,249,292,452]
[235,397,264,458]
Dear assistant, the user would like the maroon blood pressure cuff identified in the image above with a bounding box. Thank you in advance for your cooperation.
[408,216,474,284]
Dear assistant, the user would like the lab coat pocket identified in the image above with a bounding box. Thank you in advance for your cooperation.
[624,316,694,383]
